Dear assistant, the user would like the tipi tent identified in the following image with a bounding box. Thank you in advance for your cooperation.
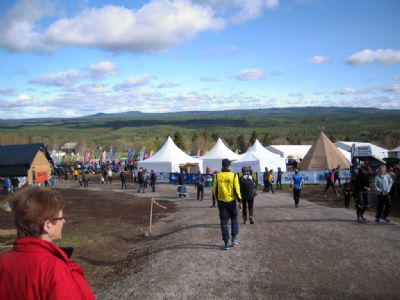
[299,132,350,170]
[200,138,239,173]
[137,137,203,173]
[231,139,287,173]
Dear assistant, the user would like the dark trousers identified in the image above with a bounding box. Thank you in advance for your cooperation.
[121,179,126,189]
[150,181,156,192]
[276,178,282,190]
[83,179,89,188]
[263,180,269,192]
[324,181,337,195]
[376,195,391,219]
[356,192,369,217]
[242,197,254,220]
[293,189,301,205]
[138,183,145,193]
[218,200,238,242]
[344,192,351,208]
[197,184,204,200]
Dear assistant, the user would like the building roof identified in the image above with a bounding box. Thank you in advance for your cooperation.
[61,142,79,150]
[0,143,52,177]
[299,132,350,170]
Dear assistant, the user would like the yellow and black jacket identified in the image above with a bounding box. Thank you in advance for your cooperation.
[212,171,242,202]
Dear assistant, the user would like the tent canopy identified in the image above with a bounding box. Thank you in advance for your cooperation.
[231,139,287,173]
[137,137,202,173]
[200,138,239,172]
[299,132,350,171]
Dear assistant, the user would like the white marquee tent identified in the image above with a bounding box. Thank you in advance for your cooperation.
[200,138,239,173]
[231,139,287,173]
[137,137,203,173]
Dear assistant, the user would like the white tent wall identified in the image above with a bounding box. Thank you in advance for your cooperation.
[202,159,225,173]
[136,161,173,173]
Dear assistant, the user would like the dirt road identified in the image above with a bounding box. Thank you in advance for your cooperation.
[96,186,400,300]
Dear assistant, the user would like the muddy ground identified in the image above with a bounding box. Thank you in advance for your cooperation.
[0,178,174,289]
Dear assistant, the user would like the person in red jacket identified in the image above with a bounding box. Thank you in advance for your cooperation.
[0,187,95,300]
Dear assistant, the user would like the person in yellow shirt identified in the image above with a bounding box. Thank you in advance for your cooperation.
[212,159,242,250]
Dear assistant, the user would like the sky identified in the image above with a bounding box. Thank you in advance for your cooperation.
[0,0,399,119]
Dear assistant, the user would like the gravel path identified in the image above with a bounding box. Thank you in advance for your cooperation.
[96,186,400,300]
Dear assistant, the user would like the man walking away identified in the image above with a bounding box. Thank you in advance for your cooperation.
[263,167,269,192]
[239,167,256,224]
[150,170,157,192]
[334,165,341,186]
[323,169,337,197]
[137,170,145,193]
[356,165,371,223]
[212,159,242,250]
[196,172,205,200]
[290,169,304,208]
[120,170,127,189]
[82,171,89,188]
[276,167,283,190]
[373,165,393,223]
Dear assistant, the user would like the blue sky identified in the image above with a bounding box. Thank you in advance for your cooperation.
[0,0,399,119]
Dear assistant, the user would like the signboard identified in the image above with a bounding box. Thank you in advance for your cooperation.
[33,166,50,183]
[353,146,372,157]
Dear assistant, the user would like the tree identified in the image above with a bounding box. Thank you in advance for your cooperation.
[249,131,258,145]
[261,133,271,146]
[237,134,247,154]
[173,131,186,150]
[211,133,219,142]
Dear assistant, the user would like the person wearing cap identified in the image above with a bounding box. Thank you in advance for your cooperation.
[290,169,304,208]
[212,159,242,250]
[239,167,256,224]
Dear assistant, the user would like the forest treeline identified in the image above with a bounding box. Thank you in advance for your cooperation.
[0,107,399,153]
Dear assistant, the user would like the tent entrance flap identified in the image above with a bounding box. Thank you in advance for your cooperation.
[180,163,200,174]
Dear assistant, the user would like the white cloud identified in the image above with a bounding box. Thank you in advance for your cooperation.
[196,0,279,24]
[200,76,220,82]
[395,74,400,81]
[346,49,400,65]
[18,94,33,102]
[340,87,356,95]
[114,74,153,90]
[308,55,330,65]
[0,87,15,95]
[235,68,264,81]
[72,84,111,94]
[0,0,56,53]
[158,81,180,88]
[0,0,224,53]
[30,69,81,87]
[88,60,118,79]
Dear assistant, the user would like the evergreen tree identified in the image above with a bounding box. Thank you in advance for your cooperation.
[211,133,219,142]
[173,131,186,150]
[262,133,271,146]
[249,131,258,145]
[237,134,247,154]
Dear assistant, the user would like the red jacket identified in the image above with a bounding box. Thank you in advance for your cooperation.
[0,237,95,299]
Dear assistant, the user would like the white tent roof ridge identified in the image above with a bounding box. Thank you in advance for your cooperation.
[201,138,239,160]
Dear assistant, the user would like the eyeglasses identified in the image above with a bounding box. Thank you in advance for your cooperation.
[51,216,67,222]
